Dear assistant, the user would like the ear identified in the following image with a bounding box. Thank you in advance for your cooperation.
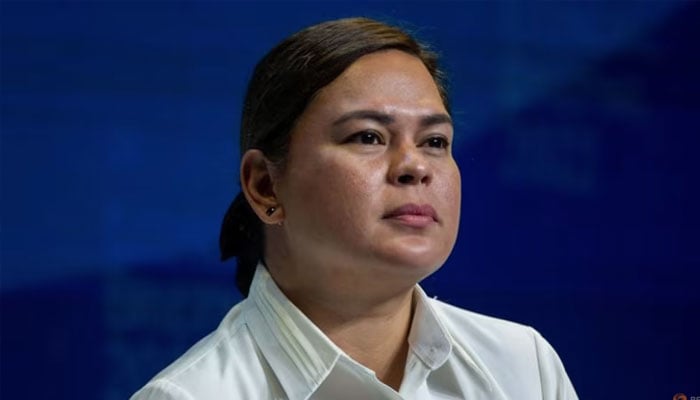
[240,149,284,224]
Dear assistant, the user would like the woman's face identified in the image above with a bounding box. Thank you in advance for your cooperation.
[271,49,461,291]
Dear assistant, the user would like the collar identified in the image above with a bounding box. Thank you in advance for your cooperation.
[247,263,341,399]
[246,263,454,399]
[408,286,452,370]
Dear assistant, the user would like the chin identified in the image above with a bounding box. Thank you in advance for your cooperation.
[375,237,451,270]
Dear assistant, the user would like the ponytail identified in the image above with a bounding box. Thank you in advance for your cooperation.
[219,192,263,296]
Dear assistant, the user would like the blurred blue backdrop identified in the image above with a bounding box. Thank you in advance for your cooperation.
[2,1,699,399]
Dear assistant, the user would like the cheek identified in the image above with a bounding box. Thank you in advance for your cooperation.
[449,166,462,210]
[440,164,462,231]
[286,154,385,229]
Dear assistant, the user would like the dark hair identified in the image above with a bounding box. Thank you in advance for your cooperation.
[219,17,449,296]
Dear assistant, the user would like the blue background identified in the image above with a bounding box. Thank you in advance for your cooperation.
[2,1,699,399]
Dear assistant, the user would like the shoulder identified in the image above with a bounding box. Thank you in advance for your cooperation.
[429,298,578,399]
[130,299,283,400]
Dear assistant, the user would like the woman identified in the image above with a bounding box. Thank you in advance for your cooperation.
[132,17,578,399]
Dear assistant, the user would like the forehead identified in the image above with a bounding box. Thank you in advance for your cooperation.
[307,49,446,117]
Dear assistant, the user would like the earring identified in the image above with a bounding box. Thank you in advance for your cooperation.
[266,206,276,216]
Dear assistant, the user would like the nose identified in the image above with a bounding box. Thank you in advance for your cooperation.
[388,142,432,186]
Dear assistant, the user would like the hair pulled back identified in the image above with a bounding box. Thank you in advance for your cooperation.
[220,17,449,296]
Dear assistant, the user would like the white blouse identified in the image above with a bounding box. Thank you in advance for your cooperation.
[131,264,578,400]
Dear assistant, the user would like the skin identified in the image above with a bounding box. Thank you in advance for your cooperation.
[241,49,461,391]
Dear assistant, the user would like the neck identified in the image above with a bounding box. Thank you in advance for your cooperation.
[264,241,419,391]
[273,269,415,391]
[305,289,415,391]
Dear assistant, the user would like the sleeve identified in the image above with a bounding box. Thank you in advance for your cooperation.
[532,330,579,400]
[130,379,196,400]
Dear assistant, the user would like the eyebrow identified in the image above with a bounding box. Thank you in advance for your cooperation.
[332,109,452,128]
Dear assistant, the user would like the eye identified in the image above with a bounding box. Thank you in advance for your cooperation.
[424,136,450,149]
[346,130,384,145]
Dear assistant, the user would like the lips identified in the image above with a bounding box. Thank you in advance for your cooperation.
[383,203,438,227]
